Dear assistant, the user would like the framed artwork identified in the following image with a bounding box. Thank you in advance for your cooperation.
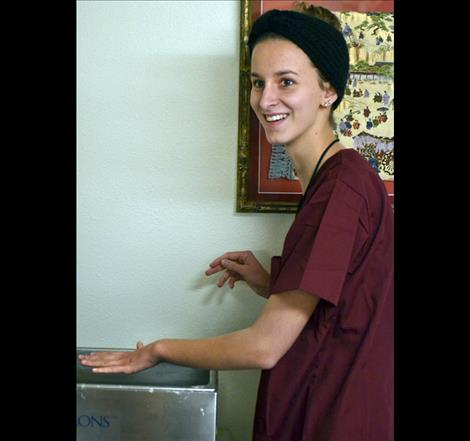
[236,0,394,212]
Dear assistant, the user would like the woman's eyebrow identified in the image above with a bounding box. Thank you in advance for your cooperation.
[250,70,299,78]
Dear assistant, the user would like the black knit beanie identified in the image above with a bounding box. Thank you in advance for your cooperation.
[248,9,349,110]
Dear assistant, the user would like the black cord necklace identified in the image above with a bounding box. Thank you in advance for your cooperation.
[297,138,339,214]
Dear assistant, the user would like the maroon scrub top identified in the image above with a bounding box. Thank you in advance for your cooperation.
[253,149,394,441]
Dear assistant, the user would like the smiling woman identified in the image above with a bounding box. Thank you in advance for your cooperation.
[241,12,394,440]
[80,5,394,441]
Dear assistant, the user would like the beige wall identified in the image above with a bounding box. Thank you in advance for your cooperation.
[77,1,294,440]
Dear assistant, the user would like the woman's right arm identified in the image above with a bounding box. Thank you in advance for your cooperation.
[205,251,270,298]
[80,287,319,373]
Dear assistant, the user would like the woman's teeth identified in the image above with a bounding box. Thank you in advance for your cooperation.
[265,113,288,122]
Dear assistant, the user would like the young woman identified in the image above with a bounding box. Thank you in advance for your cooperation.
[80,8,394,441]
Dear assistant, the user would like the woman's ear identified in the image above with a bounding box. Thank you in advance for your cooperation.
[321,85,338,108]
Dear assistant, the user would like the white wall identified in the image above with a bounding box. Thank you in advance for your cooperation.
[77,1,294,439]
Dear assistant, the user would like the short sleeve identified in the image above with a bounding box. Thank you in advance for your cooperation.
[270,179,364,306]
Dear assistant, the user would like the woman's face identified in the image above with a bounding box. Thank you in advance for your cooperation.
[250,38,328,147]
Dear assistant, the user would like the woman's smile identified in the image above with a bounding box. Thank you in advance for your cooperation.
[263,113,290,129]
[264,113,289,123]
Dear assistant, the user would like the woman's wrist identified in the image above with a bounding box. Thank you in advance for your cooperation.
[150,339,166,363]
[255,273,270,298]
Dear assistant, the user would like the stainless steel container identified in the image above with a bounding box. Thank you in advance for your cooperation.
[77,347,217,441]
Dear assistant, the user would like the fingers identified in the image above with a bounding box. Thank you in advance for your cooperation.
[208,253,236,268]
[79,351,130,367]
[80,356,128,368]
[205,263,224,276]
[217,270,241,289]
[206,251,255,289]
[228,276,237,289]
[79,352,138,374]
[216,270,231,287]
[79,351,124,362]
[207,251,250,272]
[220,259,246,276]
[91,365,135,374]
[206,256,236,277]
[215,267,243,288]
[82,359,125,368]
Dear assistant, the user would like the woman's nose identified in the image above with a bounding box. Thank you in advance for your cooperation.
[259,83,279,110]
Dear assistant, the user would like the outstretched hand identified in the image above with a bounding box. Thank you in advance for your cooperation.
[78,341,159,374]
[205,251,270,298]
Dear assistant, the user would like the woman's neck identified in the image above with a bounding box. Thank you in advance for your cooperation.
[286,130,343,193]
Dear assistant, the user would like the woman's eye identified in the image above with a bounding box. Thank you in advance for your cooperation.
[252,79,264,88]
[281,79,294,87]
